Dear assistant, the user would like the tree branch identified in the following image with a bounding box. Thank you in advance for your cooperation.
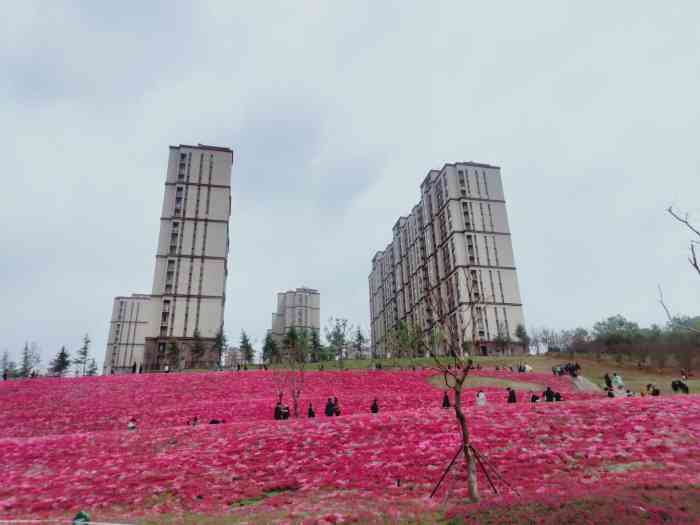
[658,285,700,334]
[667,206,700,237]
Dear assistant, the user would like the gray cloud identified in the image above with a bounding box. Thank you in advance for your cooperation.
[1,1,699,367]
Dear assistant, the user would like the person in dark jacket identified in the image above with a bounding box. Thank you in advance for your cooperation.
[371,399,379,414]
[324,398,335,416]
[604,373,613,389]
[274,402,282,420]
[281,406,290,420]
[442,391,451,408]
[543,387,555,402]
[307,403,315,418]
[333,397,341,416]
[507,388,517,403]
[530,391,539,403]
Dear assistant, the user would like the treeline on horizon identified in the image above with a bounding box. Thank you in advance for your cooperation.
[533,314,700,370]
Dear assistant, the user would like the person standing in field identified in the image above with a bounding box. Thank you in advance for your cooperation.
[442,391,451,408]
[476,390,487,407]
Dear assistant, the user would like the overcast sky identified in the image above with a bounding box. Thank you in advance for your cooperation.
[2,2,699,367]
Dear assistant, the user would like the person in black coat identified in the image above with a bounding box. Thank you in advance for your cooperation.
[604,373,613,389]
[442,391,451,408]
[333,397,341,416]
[324,398,334,416]
[281,406,290,420]
[307,403,315,418]
[371,399,379,413]
[274,402,282,420]
[543,387,555,402]
[507,388,517,403]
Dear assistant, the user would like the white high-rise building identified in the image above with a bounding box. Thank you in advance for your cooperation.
[103,144,234,373]
[368,162,525,358]
[269,287,321,344]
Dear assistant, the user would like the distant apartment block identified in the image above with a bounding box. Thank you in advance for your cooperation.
[368,162,525,358]
[269,287,320,345]
[103,144,234,373]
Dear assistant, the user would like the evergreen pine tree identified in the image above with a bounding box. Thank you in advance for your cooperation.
[190,329,205,367]
[310,329,323,362]
[1,350,18,379]
[167,340,179,368]
[49,346,71,377]
[19,342,33,378]
[262,333,278,363]
[353,327,367,359]
[74,334,91,376]
[86,358,98,376]
[212,329,227,368]
[240,330,254,364]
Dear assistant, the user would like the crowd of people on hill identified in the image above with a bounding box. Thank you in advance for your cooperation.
[553,362,581,378]
[440,386,564,407]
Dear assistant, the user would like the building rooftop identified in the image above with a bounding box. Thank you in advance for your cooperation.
[171,144,234,153]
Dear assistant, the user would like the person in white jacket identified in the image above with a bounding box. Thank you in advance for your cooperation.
[476,390,487,407]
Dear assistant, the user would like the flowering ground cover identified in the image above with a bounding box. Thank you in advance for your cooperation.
[0,369,591,439]
[0,370,698,523]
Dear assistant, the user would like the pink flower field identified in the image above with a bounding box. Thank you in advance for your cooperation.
[1,369,699,523]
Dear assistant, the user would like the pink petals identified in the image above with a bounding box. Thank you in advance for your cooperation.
[0,370,697,520]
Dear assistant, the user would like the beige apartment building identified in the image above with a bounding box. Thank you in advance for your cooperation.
[269,287,320,345]
[103,144,234,373]
[368,162,525,358]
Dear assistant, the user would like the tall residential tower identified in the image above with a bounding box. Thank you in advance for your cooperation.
[269,287,321,345]
[104,144,233,373]
[368,162,525,358]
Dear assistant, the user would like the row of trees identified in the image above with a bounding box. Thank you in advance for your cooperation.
[529,314,699,370]
[1,334,98,379]
[261,317,367,367]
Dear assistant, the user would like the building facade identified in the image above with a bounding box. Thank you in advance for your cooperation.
[368,162,525,358]
[104,144,234,374]
[103,294,154,372]
[269,287,320,344]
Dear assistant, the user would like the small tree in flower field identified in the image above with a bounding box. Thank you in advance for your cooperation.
[273,327,308,417]
[424,267,488,502]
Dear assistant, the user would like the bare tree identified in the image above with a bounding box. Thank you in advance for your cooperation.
[272,328,309,418]
[424,267,487,502]
[659,207,700,334]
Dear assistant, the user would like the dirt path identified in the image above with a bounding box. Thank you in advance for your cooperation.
[572,375,602,392]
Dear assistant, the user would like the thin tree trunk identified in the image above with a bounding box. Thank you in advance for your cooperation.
[292,390,299,418]
[454,385,479,501]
